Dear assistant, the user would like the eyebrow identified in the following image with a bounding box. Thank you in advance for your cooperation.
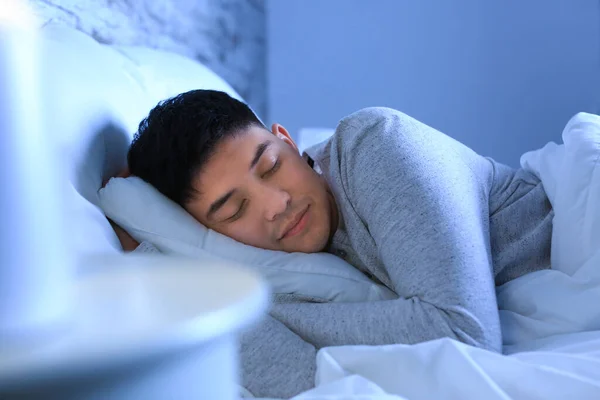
[206,189,235,220]
[249,140,271,170]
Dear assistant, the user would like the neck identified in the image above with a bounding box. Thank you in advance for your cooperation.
[324,182,340,244]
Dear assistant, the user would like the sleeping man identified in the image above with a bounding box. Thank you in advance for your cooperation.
[111,89,553,398]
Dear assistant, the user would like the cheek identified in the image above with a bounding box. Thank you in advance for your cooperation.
[280,159,320,192]
[221,213,271,247]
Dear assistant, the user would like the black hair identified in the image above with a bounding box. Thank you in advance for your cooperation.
[127,89,263,205]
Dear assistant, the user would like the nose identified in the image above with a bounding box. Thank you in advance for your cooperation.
[262,186,291,222]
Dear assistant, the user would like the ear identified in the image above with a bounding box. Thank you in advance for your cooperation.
[271,123,299,152]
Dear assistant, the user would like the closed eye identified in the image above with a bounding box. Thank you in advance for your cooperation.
[227,200,247,222]
[262,159,281,179]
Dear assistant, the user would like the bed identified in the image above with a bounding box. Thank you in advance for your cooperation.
[26,21,600,400]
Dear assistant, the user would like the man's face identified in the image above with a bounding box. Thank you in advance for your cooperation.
[185,124,337,253]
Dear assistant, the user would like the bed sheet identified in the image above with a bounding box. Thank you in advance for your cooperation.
[291,331,600,400]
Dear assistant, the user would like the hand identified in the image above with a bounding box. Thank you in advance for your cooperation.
[103,167,131,187]
[108,219,139,252]
[102,167,138,251]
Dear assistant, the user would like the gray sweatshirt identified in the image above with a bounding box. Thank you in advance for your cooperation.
[135,108,553,398]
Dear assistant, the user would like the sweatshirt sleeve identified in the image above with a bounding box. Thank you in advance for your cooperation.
[239,313,316,398]
[131,241,161,254]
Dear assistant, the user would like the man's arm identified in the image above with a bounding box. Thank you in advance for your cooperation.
[108,218,140,252]
[271,108,502,352]
[240,314,316,398]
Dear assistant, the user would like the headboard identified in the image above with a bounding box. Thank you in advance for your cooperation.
[28,0,266,117]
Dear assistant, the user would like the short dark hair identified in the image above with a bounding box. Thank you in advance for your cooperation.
[127,89,263,205]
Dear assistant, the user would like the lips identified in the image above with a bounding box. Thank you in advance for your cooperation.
[280,205,310,240]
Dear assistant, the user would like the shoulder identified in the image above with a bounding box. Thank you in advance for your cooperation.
[333,107,416,154]
[339,107,407,128]
[311,107,420,184]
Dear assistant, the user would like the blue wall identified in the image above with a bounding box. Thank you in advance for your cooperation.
[267,0,600,165]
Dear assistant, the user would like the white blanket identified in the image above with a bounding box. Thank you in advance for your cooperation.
[256,112,600,400]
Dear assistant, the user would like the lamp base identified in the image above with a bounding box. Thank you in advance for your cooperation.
[0,255,268,400]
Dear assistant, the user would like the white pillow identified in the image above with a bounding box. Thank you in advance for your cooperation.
[39,23,154,257]
[497,112,600,345]
[521,112,600,275]
[98,177,397,303]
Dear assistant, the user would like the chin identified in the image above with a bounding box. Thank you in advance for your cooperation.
[285,236,323,254]
[304,231,330,253]
[283,217,331,253]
